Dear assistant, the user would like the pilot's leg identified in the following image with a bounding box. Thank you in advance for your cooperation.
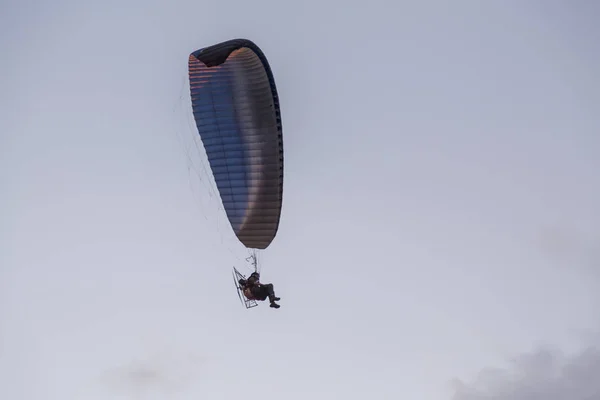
[262,283,278,300]
[263,283,281,306]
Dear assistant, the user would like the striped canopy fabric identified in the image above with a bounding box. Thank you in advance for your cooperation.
[188,39,284,250]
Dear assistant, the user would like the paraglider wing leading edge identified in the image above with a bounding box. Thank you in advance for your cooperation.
[188,39,284,250]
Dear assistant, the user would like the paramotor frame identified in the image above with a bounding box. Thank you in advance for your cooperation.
[232,267,258,309]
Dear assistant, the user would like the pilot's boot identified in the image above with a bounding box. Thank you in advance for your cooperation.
[266,285,280,302]
[268,294,281,303]
[268,293,281,308]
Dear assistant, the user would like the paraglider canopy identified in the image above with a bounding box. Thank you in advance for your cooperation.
[188,39,284,250]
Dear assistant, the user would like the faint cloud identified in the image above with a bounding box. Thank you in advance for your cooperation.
[450,343,600,400]
[451,225,600,399]
[98,350,205,398]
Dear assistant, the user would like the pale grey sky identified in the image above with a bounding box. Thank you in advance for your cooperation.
[1,1,599,399]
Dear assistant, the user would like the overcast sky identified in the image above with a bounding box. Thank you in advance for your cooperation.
[1,1,599,399]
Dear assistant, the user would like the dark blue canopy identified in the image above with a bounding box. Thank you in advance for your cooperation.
[188,39,284,249]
